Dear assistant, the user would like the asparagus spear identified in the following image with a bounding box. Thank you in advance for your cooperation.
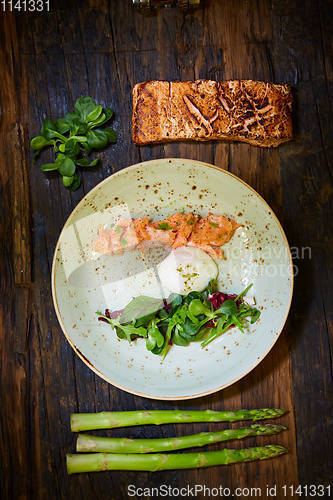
[67,445,287,474]
[71,408,286,432]
[76,424,286,453]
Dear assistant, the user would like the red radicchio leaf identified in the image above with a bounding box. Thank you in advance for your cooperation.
[163,299,171,311]
[105,308,124,319]
[98,308,124,323]
[98,317,110,324]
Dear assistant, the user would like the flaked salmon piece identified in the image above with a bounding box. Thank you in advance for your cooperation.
[187,241,223,259]
[145,225,176,246]
[94,227,113,255]
[167,212,198,248]
[94,220,138,255]
[133,217,150,243]
[210,246,223,259]
[188,214,240,255]
[147,212,197,248]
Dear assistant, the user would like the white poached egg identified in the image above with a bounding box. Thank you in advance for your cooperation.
[157,246,218,295]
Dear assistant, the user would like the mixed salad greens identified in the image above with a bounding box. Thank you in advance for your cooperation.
[97,280,261,359]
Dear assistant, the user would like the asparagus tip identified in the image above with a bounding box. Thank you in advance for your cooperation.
[264,444,288,457]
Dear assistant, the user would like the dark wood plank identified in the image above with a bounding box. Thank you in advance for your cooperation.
[0,13,32,500]
[269,0,333,484]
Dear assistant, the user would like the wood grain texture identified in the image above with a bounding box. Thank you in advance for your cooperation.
[0,0,332,498]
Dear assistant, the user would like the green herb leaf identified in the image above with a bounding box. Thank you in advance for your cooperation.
[69,172,81,191]
[86,105,103,123]
[103,107,113,122]
[161,317,177,359]
[216,317,232,335]
[135,312,156,327]
[75,158,99,167]
[183,291,202,304]
[74,97,97,121]
[207,278,218,295]
[64,112,78,123]
[234,284,253,303]
[146,320,165,351]
[215,300,238,316]
[210,221,218,227]
[167,294,183,310]
[82,143,92,155]
[87,127,116,149]
[41,118,58,140]
[46,129,68,141]
[87,113,105,128]
[69,117,88,135]
[30,136,53,150]
[62,175,74,187]
[188,299,212,317]
[158,222,172,231]
[70,135,88,143]
[88,107,114,128]
[151,343,165,355]
[250,309,261,324]
[55,153,66,164]
[59,156,76,177]
[55,117,71,134]
[86,129,110,149]
[61,113,87,135]
[172,331,189,346]
[101,316,147,343]
[185,307,199,324]
[65,139,80,158]
[120,296,165,324]
[120,322,147,343]
[104,127,117,143]
[231,314,244,333]
[181,318,202,337]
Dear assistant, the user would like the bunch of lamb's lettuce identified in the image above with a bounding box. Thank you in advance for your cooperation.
[97,281,260,359]
[30,97,116,190]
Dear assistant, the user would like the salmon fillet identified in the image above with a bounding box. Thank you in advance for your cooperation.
[94,212,240,259]
[132,80,293,147]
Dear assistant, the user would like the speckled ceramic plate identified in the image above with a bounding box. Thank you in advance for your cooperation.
[51,159,293,400]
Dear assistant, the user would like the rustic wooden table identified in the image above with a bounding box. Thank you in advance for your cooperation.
[1,0,332,498]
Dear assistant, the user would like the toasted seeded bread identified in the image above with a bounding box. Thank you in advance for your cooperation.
[132,80,292,147]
